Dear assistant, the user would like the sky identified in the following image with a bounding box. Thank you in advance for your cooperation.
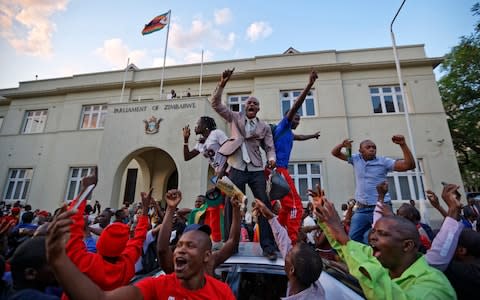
[0,0,477,89]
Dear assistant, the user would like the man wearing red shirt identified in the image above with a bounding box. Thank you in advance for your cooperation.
[47,206,235,300]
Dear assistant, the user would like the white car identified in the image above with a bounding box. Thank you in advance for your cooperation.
[215,242,365,300]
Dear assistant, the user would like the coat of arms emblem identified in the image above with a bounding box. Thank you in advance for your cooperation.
[143,116,163,134]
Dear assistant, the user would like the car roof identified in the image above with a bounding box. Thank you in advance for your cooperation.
[223,242,285,267]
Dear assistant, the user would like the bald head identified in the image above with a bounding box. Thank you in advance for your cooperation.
[382,215,420,249]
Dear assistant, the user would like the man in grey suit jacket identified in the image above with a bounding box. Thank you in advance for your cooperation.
[211,68,278,260]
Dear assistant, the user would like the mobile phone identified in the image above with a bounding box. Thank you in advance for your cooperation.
[72,184,95,210]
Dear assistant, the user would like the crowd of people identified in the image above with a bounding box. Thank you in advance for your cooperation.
[0,68,479,299]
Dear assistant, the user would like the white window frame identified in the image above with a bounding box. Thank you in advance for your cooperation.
[227,95,250,113]
[3,168,34,202]
[280,90,316,117]
[80,104,108,129]
[387,160,424,200]
[288,161,323,204]
[22,109,48,134]
[369,85,405,114]
[65,167,95,202]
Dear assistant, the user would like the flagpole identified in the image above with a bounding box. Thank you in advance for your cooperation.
[159,10,171,100]
[120,57,130,103]
[199,49,204,96]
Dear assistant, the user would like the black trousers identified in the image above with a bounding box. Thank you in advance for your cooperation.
[224,168,276,252]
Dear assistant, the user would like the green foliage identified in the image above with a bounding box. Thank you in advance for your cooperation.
[438,3,480,190]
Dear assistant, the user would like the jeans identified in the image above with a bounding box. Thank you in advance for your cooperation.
[348,207,375,244]
[349,202,393,244]
[225,168,276,253]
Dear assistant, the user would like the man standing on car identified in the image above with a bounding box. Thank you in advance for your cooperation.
[331,135,415,244]
[211,68,278,260]
[272,69,320,245]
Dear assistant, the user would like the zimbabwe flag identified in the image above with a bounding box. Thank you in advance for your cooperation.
[142,11,170,35]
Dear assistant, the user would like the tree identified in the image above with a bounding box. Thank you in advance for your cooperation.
[438,3,480,190]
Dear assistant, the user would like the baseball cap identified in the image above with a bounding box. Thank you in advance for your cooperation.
[183,223,212,236]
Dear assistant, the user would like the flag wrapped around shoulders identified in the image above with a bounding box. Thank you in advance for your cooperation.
[142,11,170,35]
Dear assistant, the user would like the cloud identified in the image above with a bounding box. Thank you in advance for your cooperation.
[246,21,272,42]
[214,8,232,25]
[94,38,146,68]
[170,17,235,52]
[0,0,69,57]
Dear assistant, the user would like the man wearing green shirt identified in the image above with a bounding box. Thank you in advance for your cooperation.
[310,188,456,300]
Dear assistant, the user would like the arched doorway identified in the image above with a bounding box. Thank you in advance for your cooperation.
[115,147,177,208]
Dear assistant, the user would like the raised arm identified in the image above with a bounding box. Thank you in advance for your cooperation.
[122,189,152,263]
[391,135,415,171]
[373,181,394,226]
[211,68,235,122]
[286,70,318,121]
[182,125,200,161]
[426,190,448,218]
[293,131,320,141]
[156,189,182,274]
[212,195,242,269]
[426,183,464,271]
[254,198,292,259]
[47,208,142,300]
[331,139,353,161]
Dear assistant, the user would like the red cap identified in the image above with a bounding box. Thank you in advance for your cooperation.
[11,207,20,215]
[96,222,129,257]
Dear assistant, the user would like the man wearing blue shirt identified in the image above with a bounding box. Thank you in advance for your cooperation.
[273,70,320,244]
[331,135,415,243]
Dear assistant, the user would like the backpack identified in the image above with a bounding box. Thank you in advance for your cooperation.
[140,239,159,274]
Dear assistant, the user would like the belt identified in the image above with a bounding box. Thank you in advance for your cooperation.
[355,202,377,209]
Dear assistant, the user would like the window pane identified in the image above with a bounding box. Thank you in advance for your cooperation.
[288,165,294,174]
[298,164,307,174]
[387,177,397,200]
[90,113,98,128]
[230,104,239,112]
[10,170,17,178]
[81,168,89,177]
[382,87,391,93]
[395,86,401,92]
[399,177,411,200]
[370,87,379,94]
[384,96,395,113]
[84,106,91,112]
[5,182,14,199]
[281,101,290,116]
[311,163,320,174]
[99,112,107,128]
[372,96,382,113]
[299,179,308,201]
[305,99,315,116]
[72,168,79,178]
[67,180,77,200]
[82,114,90,128]
[229,97,238,103]
[18,169,25,178]
[396,95,404,112]
[13,182,23,199]
[21,180,30,199]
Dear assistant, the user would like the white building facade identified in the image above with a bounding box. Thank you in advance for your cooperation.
[0,45,462,226]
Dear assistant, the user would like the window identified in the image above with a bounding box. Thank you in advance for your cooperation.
[80,104,108,129]
[288,162,323,203]
[65,167,95,201]
[387,160,424,200]
[369,86,404,114]
[22,110,47,133]
[227,95,250,112]
[280,90,316,117]
[3,168,33,202]
[0,116,4,130]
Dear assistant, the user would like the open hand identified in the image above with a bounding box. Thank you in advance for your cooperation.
[376,181,388,203]
[441,183,462,210]
[183,125,191,141]
[307,184,325,209]
[313,198,349,245]
[141,188,154,213]
[81,166,98,191]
